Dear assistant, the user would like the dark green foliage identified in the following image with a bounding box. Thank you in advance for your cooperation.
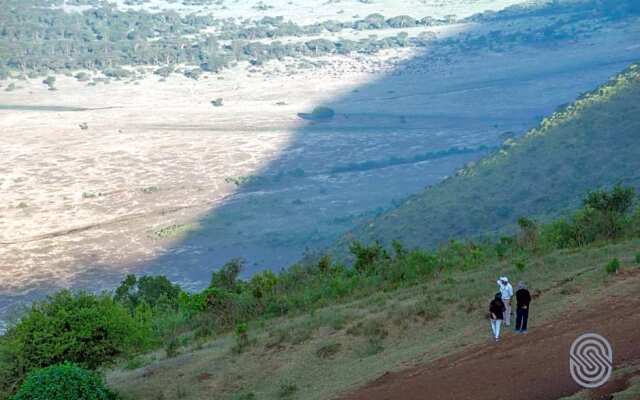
[114,274,182,312]
[635,252,640,265]
[349,241,389,274]
[316,254,332,273]
[11,363,118,400]
[210,259,243,292]
[1,0,630,79]
[605,258,620,274]
[0,292,146,397]
[539,186,637,248]
[5,291,146,370]
[584,185,635,214]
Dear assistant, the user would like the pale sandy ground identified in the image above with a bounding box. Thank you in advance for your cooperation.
[0,49,417,318]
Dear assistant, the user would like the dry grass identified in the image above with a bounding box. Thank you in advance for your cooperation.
[106,238,640,400]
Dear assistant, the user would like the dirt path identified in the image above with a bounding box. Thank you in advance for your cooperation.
[339,294,640,400]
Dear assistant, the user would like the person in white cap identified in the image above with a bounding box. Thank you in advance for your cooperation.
[497,277,513,327]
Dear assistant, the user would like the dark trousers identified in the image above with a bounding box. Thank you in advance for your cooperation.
[516,307,529,331]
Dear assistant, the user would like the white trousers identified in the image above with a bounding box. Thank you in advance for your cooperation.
[491,319,502,339]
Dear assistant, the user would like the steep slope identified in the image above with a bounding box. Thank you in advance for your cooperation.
[336,63,640,252]
[340,288,640,400]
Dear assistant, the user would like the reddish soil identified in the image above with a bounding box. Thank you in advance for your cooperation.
[340,294,640,400]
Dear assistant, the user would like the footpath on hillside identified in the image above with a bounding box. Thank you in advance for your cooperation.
[339,279,640,400]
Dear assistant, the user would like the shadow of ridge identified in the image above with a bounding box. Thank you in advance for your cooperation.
[125,5,640,292]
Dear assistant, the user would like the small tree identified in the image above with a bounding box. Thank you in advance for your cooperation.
[114,274,182,312]
[349,241,389,274]
[210,259,244,292]
[584,185,635,214]
[605,258,620,274]
[4,291,147,377]
[317,254,333,273]
[42,76,56,90]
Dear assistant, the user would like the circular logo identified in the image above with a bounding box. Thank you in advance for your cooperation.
[569,333,613,388]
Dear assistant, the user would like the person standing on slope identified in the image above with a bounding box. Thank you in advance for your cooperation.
[497,277,513,327]
[515,281,532,333]
[489,292,506,342]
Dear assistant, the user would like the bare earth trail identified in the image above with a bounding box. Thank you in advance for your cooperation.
[340,296,640,400]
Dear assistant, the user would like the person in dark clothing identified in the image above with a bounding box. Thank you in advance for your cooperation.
[489,292,506,341]
[515,281,532,333]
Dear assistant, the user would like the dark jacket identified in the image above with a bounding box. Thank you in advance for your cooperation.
[489,299,505,320]
[516,288,531,309]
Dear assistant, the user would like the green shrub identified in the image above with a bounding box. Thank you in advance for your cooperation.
[349,241,389,274]
[635,252,640,265]
[114,274,182,312]
[310,106,335,119]
[232,323,250,354]
[2,290,147,389]
[11,363,118,400]
[605,258,620,274]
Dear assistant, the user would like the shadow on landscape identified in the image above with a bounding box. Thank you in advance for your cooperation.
[127,2,640,290]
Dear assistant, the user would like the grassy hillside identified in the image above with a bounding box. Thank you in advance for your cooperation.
[106,239,640,400]
[335,63,640,253]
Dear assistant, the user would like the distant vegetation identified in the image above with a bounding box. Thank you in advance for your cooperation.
[338,62,640,253]
[330,145,491,174]
[297,106,335,121]
[1,183,639,398]
[1,0,639,81]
